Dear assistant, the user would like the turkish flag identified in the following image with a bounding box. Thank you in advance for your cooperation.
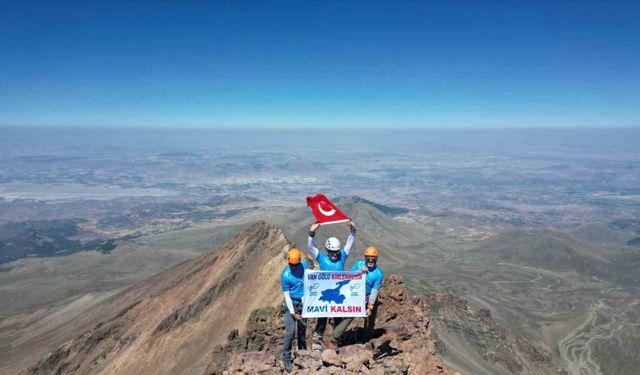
[306,193,350,225]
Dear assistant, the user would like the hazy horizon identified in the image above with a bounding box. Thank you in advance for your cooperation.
[3,126,639,157]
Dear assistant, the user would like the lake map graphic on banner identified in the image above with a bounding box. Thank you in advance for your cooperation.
[302,270,366,318]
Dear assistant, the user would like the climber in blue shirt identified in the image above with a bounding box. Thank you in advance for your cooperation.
[307,220,355,271]
[280,248,308,373]
[307,219,356,348]
[351,249,384,307]
[331,246,384,347]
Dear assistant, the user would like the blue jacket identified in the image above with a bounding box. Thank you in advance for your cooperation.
[280,259,309,301]
[351,259,384,297]
[316,250,349,271]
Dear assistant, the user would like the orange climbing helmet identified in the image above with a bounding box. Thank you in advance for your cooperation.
[364,246,379,257]
[288,248,302,264]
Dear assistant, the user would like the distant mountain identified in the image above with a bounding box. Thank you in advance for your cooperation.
[271,196,437,271]
[471,229,608,272]
[569,223,634,247]
[469,229,640,285]
[337,196,409,216]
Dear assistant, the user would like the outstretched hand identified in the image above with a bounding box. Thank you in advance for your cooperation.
[347,220,355,231]
[310,222,320,232]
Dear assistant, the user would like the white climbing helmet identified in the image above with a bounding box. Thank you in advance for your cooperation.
[325,237,341,251]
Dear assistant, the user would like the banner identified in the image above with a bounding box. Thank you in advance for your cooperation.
[306,193,350,225]
[302,270,366,318]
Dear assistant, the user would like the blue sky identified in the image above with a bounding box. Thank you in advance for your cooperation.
[1,1,638,128]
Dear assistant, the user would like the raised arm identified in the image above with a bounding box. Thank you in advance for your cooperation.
[307,222,321,259]
[343,220,356,255]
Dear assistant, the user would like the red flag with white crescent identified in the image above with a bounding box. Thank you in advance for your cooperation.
[306,193,350,225]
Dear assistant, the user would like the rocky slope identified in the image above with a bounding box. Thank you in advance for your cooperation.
[26,221,567,375]
[204,275,450,375]
[425,290,567,375]
[469,229,640,285]
[27,221,289,375]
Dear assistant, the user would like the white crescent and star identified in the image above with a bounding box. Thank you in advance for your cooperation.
[317,202,336,216]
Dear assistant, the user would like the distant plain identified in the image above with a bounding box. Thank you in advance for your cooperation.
[1,127,639,375]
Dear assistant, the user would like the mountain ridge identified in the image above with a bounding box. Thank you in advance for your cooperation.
[28,221,289,375]
[469,228,640,285]
[26,220,567,375]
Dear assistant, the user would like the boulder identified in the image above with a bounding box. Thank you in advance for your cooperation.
[321,349,341,367]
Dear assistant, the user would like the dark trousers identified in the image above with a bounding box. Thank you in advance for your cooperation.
[331,301,379,344]
[283,300,306,361]
[315,317,343,336]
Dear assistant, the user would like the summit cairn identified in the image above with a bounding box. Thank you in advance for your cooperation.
[205,275,451,375]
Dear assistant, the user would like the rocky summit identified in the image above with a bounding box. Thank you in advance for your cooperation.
[205,275,451,375]
[25,221,566,375]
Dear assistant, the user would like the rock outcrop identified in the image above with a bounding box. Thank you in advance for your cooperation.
[205,275,451,375]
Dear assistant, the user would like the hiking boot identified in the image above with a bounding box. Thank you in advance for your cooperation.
[326,341,338,351]
[312,332,323,350]
[282,357,292,373]
[313,332,322,344]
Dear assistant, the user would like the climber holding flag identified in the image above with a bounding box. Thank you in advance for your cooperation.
[305,195,355,273]
[281,248,308,373]
[306,194,356,349]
